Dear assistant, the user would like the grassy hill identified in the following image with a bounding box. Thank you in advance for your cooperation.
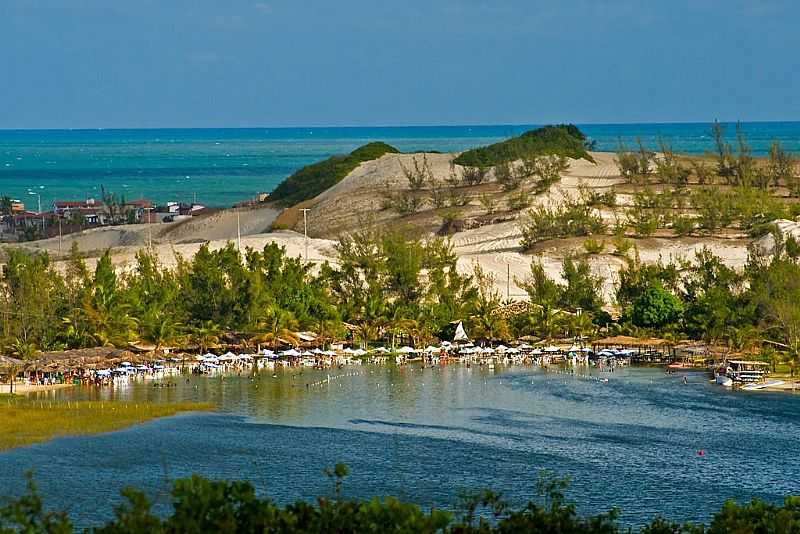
[269,142,400,206]
[453,124,594,168]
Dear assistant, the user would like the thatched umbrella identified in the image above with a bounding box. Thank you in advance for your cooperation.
[29,347,143,373]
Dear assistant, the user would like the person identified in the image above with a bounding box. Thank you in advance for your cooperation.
[683,375,688,385]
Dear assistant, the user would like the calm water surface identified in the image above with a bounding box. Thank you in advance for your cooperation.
[1,364,798,528]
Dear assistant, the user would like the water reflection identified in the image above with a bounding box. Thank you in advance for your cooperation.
[8,363,800,528]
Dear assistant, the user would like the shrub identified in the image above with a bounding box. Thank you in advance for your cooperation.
[671,216,695,236]
[520,197,606,249]
[508,189,533,211]
[462,166,488,186]
[655,138,690,186]
[611,235,633,257]
[454,124,593,168]
[400,154,433,191]
[270,142,399,205]
[583,238,604,255]
[479,194,497,215]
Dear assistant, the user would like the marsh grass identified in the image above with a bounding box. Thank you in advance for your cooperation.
[0,398,213,452]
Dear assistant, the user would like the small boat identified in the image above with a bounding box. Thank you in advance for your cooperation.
[741,380,784,391]
[715,374,733,387]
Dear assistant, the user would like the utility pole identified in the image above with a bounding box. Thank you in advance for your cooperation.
[300,208,310,262]
[237,210,242,253]
[58,217,63,255]
[507,263,510,300]
[143,207,153,249]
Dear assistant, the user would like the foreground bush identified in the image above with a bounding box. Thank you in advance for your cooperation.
[2,468,798,533]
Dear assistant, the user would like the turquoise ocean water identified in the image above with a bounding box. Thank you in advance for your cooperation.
[1,122,800,208]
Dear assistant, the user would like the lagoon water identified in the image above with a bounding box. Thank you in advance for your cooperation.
[0,364,798,528]
[3,122,800,208]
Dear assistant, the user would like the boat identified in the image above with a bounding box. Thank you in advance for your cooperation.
[741,380,784,391]
[726,360,771,383]
[715,374,733,387]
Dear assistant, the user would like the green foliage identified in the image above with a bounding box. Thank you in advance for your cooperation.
[616,138,653,184]
[453,124,593,168]
[478,193,496,215]
[629,284,683,329]
[520,197,606,249]
[4,467,800,533]
[583,238,604,255]
[270,142,400,205]
[654,138,690,186]
[507,189,532,211]
[400,154,433,191]
[461,166,488,186]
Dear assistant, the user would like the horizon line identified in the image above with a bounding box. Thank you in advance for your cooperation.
[2,119,800,133]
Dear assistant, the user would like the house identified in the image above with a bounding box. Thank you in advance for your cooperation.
[53,199,104,220]
[124,199,154,222]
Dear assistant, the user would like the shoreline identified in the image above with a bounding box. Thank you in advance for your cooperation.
[0,383,75,395]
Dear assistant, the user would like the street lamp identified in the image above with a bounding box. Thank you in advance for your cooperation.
[27,189,43,234]
[300,208,311,262]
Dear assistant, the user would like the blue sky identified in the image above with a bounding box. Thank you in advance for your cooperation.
[1,0,799,128]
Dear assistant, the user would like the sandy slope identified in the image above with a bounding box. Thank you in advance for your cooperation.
[23,151,756,306]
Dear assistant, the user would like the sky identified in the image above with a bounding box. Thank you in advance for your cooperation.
[1,0,800,129]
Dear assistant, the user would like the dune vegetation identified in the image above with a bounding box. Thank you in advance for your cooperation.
[0,397,213,452]
[453,124,594,168]
[269,141,399,205]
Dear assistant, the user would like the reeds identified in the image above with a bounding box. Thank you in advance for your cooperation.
[0,398,213,452]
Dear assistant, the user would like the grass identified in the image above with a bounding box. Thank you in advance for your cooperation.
[0,398,214,452]
[453,124,594,168]
[269,141,400,206]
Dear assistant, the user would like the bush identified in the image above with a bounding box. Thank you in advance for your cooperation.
[583,238,604,255]
[400,154,433,191]
[479,194,497,215]
[508,189,533,211]
[454,124,593,168]
[671,216,695,236]
[270,142,399,205]
[520,197,606,249]
[462,166,488,186]
[630,284,683,329]
[611,235,633,257]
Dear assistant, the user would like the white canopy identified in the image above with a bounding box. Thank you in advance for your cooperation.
[352,348,367,356]
[371,347,390,353]
[397,346,416,354]
[282,348,301,357]
[453,321,469,342]
[544,346,561,352]
[423,345,440,353]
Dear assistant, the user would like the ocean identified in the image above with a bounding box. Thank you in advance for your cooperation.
[2,122,800,208]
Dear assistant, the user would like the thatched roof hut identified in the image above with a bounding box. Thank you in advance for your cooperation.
[29,347,146,372]
[593,335,674,348]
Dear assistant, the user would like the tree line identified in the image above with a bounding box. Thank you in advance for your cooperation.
[1,467,797,533]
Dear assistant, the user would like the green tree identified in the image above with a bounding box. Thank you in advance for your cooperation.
[629,284,683,329]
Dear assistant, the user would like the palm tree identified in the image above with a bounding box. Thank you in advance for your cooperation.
[9,338,37,360]
[251,306,299,351]
[192,320,221,353]
[140,310,181,355]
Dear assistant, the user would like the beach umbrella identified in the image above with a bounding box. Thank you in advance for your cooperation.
[423,345,439,353]
[544,346,560,353]
[282,348,301,357]
[353,348,367,356]
[397,346,416,354]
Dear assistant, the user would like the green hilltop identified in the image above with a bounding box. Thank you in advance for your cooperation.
[269,142,399,206]
[453,124,595,168]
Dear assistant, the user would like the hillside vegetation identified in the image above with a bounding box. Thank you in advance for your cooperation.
[270,142,399,206]
[453,124,594,168]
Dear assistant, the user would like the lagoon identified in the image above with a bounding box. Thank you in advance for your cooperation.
[0,364,798,528]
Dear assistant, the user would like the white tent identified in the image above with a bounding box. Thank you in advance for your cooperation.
[423,345,440,353]
[495,345,509,352]
[371,347,390,353]
[544,346,561,353]
[352,348,367,356]
[397,346,416,354]
[282,348,301,357]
